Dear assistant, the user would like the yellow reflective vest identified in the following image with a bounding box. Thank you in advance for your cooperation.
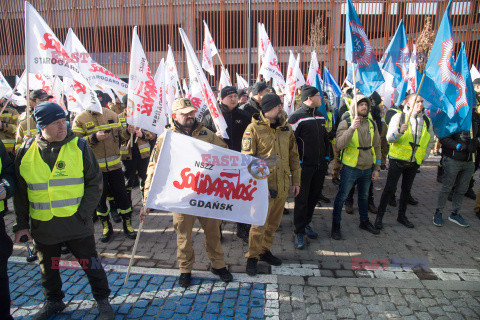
[341,118,376,167]
[19,137,84,221]
[389,116,431,165]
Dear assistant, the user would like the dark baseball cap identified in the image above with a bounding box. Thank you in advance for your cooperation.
[30,89,53,101]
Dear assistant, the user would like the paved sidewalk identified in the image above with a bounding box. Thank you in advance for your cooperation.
[7,156,480,319]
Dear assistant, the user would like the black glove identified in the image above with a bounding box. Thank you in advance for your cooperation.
[467,139,479,153]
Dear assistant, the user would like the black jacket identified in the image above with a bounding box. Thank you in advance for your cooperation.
[0,139,15,201]
[441,125,479,162]
[202,103,251,152]
[239,97,262,117]
[288,104,330,166]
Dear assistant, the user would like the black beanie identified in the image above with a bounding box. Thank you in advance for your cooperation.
[301,85,319,102]
[261,93,282,113]
[238,89,247,97]
[252,82,268,95]
[473,78,480,85]
[221,86,237,100]
[34,102,66,129]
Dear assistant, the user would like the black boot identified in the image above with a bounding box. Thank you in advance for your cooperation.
[99,215,113,243]
[407,194,419,205]
[236,223,249,243]
[122,212,137,239]
[331,220,342,240]
[374,212,384,229]
[397,214,414,228]
[359,219,380,234]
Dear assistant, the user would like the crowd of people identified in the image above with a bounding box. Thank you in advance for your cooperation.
[0,78,479,319]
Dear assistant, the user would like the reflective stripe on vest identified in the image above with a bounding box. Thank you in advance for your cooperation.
[97,155,121,168]
[2,139,15,149]
[138,142,150,154]
[389,118,431,165]
[19,137,84,221]
[341,120,376,167]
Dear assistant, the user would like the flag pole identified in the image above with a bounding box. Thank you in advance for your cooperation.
[351,62,358,119]
[405,73,426,125]
[124,220,143,285]
[25,2,31,135]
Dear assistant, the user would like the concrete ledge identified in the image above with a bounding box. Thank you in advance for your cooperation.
[422,280,480,291]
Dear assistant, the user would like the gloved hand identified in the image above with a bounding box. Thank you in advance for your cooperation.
[467,139,479,153]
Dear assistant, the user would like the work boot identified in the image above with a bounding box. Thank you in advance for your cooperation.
[246,258,258,276]
[259,250,282,266]
[374,212,384,230]
[99,215,113,243]
[97,298,114,320]
[179,273,191,288]
[110,207,122,223]
[345,202,354,215]
[122,213,137,239]
[407,194,419,205]
[331,220,342,240]
[211,267,233,283]
[359,220,380,235]
[397,214,414,228]
[32,300,66,320]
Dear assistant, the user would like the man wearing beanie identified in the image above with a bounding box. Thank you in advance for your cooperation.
[331,95,381,240]
[202,86,252,242]
[241,93,301,276]
[287,85,330,249]
[73,102,136,243]
[237,88,249,105]
[13,102,114,320]
[240,82,269,117]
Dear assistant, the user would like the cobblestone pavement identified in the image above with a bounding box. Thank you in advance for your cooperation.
[7,156,480,318]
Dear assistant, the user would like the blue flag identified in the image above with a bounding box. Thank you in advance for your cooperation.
[345,0,384,96]
[315,74,328,119]
[380,20,410,106]
[323,66,342,121]
[420,0,467,119]
[428,43,474,139]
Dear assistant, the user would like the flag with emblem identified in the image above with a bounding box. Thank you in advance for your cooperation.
[64,28,128,100]
[345,0,384,96]
[259,44,286,93]
[25,1,102,113]
[201,21,218,76]
[306,51,322,86]
[322,66,342,121]
[126,26,167,134]
[428,43,474,139]
[258,23,271,62]
[179,28,229,139]
[377,20,409,108]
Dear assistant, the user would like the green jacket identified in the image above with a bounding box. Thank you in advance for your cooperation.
[13,130,103,244]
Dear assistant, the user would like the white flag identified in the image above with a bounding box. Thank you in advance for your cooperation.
[165,45,180,115]
[201,21,218,76]
[471,65,480,81]
[182,79,190,96]
[408,44,418,93]
[258,23,271,61]
[126,26,166,135]
[154,58,169,128]
[25,1,102,113]
[0,71,12,97]
[179,28,228,139]
[145,130,269,225]
[377,69,396,109]
[306,51,322,86]
[259,44,285,92]
[218,68,232,92]
[63,78,85,114]
[236,73,249,89]
[284,51,297,116]
[64,28,128,100]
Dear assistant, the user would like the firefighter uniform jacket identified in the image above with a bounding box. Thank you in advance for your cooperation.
[72,108,128,172]
[118,111,154,160]
[0,106,19,153]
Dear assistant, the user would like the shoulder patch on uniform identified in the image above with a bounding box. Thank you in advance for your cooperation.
[198,130,207,136]
[245,131,251,136]
[242,137,252,151]
[85,121,95,129]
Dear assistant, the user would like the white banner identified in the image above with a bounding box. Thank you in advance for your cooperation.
[201,21,218,76]
[25,1,102,113]
[179,28,228,139]
[126,26,166,134]
[145,130,269,225]
[64,28,128,100]
[259,44,286,92]
[154,58,169,128]
[165,45,180,116]
[284,52,305,116]
[470,64,480,81]
[218,67,232,92]
[236,73,249,89]
[258,23,271,61]
[306,51,322,86]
